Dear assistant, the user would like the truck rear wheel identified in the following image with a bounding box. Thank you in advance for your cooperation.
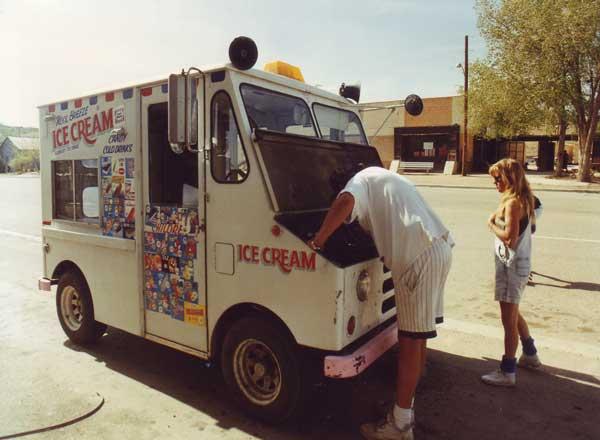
[56,271,106,345]
[221,317,302,423]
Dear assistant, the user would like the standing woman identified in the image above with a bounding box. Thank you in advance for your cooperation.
[482,158,542,387]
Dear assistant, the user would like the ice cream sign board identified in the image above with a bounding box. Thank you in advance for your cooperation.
[52,106,118,150]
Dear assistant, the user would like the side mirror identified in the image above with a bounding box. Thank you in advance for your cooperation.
[404,94,424,116]
[168,73,201,154]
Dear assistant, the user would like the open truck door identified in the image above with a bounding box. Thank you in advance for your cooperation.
[140,79,208,353]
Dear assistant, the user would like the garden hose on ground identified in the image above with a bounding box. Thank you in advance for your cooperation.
[0,393,104,439]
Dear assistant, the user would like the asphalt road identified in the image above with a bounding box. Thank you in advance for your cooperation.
[1,174,599,439]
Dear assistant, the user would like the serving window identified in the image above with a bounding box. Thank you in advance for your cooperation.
[53,159,99,223]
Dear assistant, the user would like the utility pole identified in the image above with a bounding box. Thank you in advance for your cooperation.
[462,35,468,176]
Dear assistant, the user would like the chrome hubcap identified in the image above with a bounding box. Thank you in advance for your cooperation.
[233,339,282,405]
[61,286,83,331]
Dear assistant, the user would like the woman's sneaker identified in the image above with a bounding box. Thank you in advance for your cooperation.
[481,369,516,387]
[518,353,542,369]
[360,412,414,440]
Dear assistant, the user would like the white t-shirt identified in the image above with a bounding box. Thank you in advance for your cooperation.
[341,167,453,275]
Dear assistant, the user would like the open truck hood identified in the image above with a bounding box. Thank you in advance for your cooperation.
[253,130,381,267]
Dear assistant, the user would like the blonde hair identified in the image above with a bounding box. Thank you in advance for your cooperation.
[489,158,534,218]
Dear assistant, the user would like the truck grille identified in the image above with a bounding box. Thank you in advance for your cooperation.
[381,269,395,314]
[382,295,395,314]
[382,277,394,293]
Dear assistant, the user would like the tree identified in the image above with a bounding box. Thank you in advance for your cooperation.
[476,0,600,181]
[469,61,547,139]
[9,150,40,173]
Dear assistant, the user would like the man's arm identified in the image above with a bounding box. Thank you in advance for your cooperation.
[309,192,355,250]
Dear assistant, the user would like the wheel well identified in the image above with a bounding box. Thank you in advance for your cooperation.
[210,303,296,362]
[52,261,90,291]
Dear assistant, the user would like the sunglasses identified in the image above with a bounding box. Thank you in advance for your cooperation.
[493,175,502,183]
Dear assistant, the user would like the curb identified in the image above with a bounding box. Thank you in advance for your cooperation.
[414,184,600,194]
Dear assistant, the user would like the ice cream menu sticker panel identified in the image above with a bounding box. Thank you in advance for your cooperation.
[101,156,135,239]
[143,205,205,326]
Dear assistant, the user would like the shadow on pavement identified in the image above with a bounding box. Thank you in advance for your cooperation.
[530,271,600,292]
[65,329,600,440]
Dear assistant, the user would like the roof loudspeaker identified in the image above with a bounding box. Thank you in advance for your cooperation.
[339,83,361,103]
[404,94,424,116]
[229,36,258,71]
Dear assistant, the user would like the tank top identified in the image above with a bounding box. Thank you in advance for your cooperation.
[494,215,532,268]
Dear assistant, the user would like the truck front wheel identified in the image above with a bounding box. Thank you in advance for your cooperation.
[56,271,106,345]
[221,317,302,423]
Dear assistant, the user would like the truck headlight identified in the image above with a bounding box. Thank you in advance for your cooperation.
[356,269,371,302]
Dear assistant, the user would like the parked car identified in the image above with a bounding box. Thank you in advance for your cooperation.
[525,157,538,171]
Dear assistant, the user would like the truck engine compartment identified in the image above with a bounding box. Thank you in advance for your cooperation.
[275,211,378,268]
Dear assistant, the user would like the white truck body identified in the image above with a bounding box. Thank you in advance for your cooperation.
[38,59,397,420]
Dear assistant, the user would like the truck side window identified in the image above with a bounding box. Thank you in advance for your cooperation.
[148,102,199,204]
[211,91,248,183]
[52,159,99,223]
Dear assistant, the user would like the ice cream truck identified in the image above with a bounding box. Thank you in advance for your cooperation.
[38,37,423,422]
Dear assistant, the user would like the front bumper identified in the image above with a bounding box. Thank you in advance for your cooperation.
[38,277,56,292]
[324,322,397,378]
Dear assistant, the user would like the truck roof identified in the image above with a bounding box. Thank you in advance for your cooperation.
[38,63,350,109]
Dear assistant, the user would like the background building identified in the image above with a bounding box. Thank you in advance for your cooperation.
[360,96,468,173]
[360,96,599,173]
[0,136,40,172]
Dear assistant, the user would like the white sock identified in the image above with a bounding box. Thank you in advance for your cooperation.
[393,404,413,429]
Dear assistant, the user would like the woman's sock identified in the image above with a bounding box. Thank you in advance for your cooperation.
[500,355,517,373]
[521,337,537,356]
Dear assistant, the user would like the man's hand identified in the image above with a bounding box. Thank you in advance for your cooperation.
[310,192,355,251]
[307,238,321,251]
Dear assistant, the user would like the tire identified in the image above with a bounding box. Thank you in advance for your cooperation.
[221,317,302,424]
[56,271,106,345]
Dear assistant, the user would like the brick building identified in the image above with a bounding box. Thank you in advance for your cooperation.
[360,96,469,173]
[360,95,600,173]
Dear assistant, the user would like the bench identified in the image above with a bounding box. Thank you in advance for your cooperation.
[389,160,434,173]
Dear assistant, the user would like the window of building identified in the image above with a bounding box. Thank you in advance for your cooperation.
[313,103,367,145]
[148,102,199,205]
[394,126,460,172]
[211,91,249,183]
[53,159,99,223]
[240,84,317,137]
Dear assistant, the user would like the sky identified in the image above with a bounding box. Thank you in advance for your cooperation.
[0,0,486,128]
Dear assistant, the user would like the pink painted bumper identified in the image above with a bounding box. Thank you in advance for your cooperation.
[324,323,398,378]
[38,277,53,292]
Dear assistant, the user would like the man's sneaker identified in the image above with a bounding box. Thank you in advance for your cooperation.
[360,412,414,440]
[518,353,542,369]
[481,369,516,387]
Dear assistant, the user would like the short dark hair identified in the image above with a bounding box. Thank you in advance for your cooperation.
[329,162,366,195]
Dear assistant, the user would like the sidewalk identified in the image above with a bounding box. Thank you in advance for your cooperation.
[406,172,600,193]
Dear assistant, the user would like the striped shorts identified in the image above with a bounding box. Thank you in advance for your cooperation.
[393,238,453,339]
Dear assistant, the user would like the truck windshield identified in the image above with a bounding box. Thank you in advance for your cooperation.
[240,84,317,137]
[313,103,367,145]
